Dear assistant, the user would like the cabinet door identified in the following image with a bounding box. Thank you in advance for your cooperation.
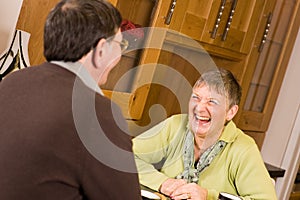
[199,0,266,54]
[163,0,267,56]
[236,0,300,132]
[102,0,164,120]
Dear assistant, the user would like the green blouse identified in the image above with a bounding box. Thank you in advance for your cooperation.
[133,114,277,200]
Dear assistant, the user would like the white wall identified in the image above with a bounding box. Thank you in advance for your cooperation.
[0,0,23,54]
[261,27,300,199]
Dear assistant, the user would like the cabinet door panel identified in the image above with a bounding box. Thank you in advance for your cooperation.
[177,0,266,55]
[237,0,300,132]
[180,0,220,42]
[201,0,266,54]
[163,0,188,30]
[181,12,206,41]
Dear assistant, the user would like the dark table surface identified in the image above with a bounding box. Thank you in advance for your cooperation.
[265,162,286,178]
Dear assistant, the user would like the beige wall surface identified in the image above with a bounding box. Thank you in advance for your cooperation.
[0,0,23,54]
[261,26,300,169]
[261,27,300,198]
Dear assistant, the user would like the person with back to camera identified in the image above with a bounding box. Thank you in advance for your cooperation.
[133,68,277,200]
[0,0,142,199]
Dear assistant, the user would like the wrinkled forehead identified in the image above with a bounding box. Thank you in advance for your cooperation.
[193,81,227,97]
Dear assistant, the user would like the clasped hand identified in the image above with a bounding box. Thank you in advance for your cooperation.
[159,178,207,200]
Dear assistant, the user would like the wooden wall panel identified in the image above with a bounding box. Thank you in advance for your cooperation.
[244,131,266,150]
[16,0,60,65]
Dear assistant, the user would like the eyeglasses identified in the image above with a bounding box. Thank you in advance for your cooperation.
[112,38,129,53]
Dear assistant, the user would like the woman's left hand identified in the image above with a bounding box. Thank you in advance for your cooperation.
[170,183,208,200]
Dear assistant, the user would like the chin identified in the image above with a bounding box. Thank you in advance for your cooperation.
[194,129,208,137]
[191,126,207,136]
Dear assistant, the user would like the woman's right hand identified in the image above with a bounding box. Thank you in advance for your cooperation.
[159,178,187,197]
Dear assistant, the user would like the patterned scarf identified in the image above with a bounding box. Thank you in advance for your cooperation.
[176,130,227,183]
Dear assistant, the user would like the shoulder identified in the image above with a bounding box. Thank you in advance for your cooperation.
[223,121,256,145]
[147,114,188,136]
[166,114,188,127]
[1,62,76,89]
[133,114,188,142]
[233,130,257,152]
[222,121,259,156]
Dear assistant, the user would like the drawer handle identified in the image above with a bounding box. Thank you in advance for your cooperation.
[211,0,227,39]
[165,0,177,25]
[258,12,273,52]
[222,0,238,41]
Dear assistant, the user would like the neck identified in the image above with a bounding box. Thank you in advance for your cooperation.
[78,53,103,85]
[194,130,223,152]
[194,136,211,153]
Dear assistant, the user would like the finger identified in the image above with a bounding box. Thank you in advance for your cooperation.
[163,179,187,195]
[170,184,194,198]
[171,184,189,194]
[171,192,191,200]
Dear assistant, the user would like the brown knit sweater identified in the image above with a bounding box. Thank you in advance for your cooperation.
[0,62,141,200]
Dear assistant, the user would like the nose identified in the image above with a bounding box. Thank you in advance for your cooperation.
[195,100,206,112]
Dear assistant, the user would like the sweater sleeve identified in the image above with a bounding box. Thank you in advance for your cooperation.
[80,96,142,200]
[133,114,188,191]
[133,118,172,191]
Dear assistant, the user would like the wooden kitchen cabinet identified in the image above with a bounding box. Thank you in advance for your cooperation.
[115,0,300,141]
[236,0,300,132]
[161,0,275,57]
[15,0,164,120]
[15,0,300,143]
[102,0,169,120]
[103,0,250,122]
[104,0,272,122]
[98,0,300,139]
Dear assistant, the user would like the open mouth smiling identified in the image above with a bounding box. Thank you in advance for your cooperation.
[194,114,211,123]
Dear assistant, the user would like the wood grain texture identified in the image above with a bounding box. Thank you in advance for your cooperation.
[244,131,266,150]
[14,0,300,140]
[16,0,60,65]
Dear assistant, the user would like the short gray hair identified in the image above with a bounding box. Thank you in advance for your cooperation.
[193,68,242,108]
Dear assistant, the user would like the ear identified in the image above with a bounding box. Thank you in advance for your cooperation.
[226,104,239,121]
[93,38,107,67]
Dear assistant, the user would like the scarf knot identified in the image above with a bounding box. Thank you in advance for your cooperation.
[176,130,227,183]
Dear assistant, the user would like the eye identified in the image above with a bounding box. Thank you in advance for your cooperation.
[191,94,199,100]
[208,99,219,105]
